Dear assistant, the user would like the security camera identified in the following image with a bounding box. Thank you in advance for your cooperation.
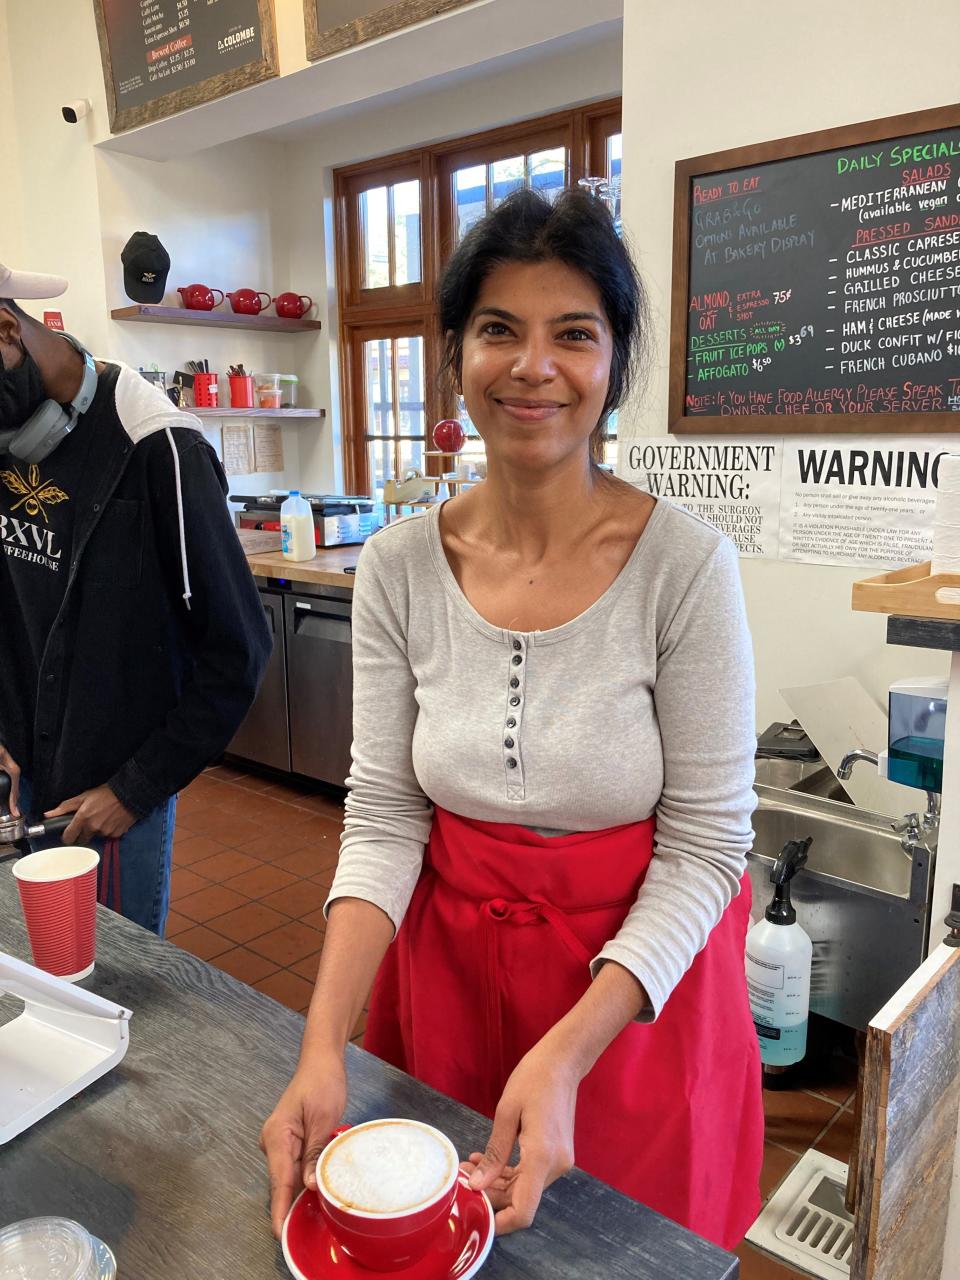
[61,99,91,124]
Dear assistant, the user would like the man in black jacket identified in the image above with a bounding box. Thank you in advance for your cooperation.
[0,262,271,934]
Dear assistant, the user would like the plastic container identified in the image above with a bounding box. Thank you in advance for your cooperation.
[0,1216,116,1279]
[229,374,255,409]
[280,490,315,561]
[745,838,813,1068]
[278,373,299,408]
[256,373,282,410]
[193,371,219,408]
[888,677,948,793]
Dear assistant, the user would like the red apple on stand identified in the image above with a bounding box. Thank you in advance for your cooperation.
[432,419,466,453]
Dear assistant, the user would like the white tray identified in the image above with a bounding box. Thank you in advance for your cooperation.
[0,951,132,1144]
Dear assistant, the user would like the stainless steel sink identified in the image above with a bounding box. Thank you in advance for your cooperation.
[748,758,933,1030]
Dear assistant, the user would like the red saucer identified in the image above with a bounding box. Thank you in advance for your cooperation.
[282,1174,494,1280]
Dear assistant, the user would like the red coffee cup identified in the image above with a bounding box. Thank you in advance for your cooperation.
[306,1120,460,1271]
[274,291,314,320]
[13,846,100,981]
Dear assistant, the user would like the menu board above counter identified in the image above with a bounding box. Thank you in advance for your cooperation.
[303,0,476,61]
[669,104,960,434]
[93,0,278,133]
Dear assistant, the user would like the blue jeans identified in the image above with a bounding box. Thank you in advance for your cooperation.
[18,777,176,937]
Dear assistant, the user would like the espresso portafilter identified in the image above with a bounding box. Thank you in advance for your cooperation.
[0,769,72,856]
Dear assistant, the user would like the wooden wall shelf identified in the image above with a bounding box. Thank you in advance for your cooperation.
[111,305,322,334]
[189,408,325,419]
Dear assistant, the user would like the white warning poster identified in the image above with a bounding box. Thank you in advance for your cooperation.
[619,435,960,568]
[619,438,783,557]
[779,436,960,567]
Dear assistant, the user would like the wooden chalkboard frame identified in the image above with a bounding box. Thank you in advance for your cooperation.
[303,0,476,61]
[93,0,279,134]
[670,102,960,436]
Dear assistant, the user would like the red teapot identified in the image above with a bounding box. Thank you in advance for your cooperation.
[226,288,272,315]
[274,291,314,320]
[177,283,224,311]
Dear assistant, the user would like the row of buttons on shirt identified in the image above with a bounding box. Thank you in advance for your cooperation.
[506,638,523,770]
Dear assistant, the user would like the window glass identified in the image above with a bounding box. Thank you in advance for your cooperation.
[528,146,566,203]
[360,186,390,289]
[454,164,487,240]
[606,133,623,227]
[397,335,425,436]
[364,334,426,501]
[364,339,394,436]
[393,180,421,286]
[491,155,524,208]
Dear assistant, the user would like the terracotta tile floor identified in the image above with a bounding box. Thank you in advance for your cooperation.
[166,763,366,1044]
[169,764,857,1274]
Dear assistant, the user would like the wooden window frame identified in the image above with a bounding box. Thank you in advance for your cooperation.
[335,97,621,495]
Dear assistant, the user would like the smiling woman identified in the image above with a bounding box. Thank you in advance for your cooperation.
[263,188,764,1254]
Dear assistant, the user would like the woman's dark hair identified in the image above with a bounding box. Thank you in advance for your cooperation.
[438,187,649,462]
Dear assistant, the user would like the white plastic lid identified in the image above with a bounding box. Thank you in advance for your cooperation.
[889,677,949,698]
[0,1218,95,1279]
[278,373,299,382]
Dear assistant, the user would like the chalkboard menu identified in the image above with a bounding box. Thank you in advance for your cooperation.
[303,0,476,61]
[93,0,278,133]
[670,104,960,434]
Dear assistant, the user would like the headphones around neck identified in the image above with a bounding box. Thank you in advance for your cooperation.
[0,332,98,464]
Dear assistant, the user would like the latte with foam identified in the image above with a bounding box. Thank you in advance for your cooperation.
[318,1120,456,1214]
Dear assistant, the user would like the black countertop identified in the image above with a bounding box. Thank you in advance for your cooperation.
[0,867,738,1278]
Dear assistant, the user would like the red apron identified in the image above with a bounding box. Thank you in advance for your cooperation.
[365,805,763,1249]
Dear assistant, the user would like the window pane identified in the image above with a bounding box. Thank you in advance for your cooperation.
[364,339,394,436]
[491,155,524,208]
[367,438,392,500]
[527,146,565,203]
[606,133,623,228]
[361,186,389,289]
[396,335,425,437]
[454,164,486,241]
[399,438,425,475]
[392,180,421,286]
[607,132,622,180]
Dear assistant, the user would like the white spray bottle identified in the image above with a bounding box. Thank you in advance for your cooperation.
[745,837,813,1068]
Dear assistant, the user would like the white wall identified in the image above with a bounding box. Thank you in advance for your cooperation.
[619,0,955,729]
[0,2,24,269]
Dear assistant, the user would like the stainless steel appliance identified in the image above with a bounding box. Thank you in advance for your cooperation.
[285,588,353,788]
[235,494,377,547]
[228,590,291,772]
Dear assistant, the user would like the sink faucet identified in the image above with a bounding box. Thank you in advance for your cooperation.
[837,747,940,850]
[837,748,879,780]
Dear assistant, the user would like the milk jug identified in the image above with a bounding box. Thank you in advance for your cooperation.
[280,491,314,561]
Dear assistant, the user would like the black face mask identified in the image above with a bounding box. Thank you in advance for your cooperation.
[0,343,47,432]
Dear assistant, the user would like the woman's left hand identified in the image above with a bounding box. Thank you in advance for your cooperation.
[463,1037,580,1235]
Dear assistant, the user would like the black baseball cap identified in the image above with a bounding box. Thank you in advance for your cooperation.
[121,232,170,304]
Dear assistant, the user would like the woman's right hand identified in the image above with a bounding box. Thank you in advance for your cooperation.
[0,745,20,816]
[260,1049,348,1237]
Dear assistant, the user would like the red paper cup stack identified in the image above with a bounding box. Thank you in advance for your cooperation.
[13,847,100,981]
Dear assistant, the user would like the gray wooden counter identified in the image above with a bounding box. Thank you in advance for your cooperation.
[0,868,737,1279]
